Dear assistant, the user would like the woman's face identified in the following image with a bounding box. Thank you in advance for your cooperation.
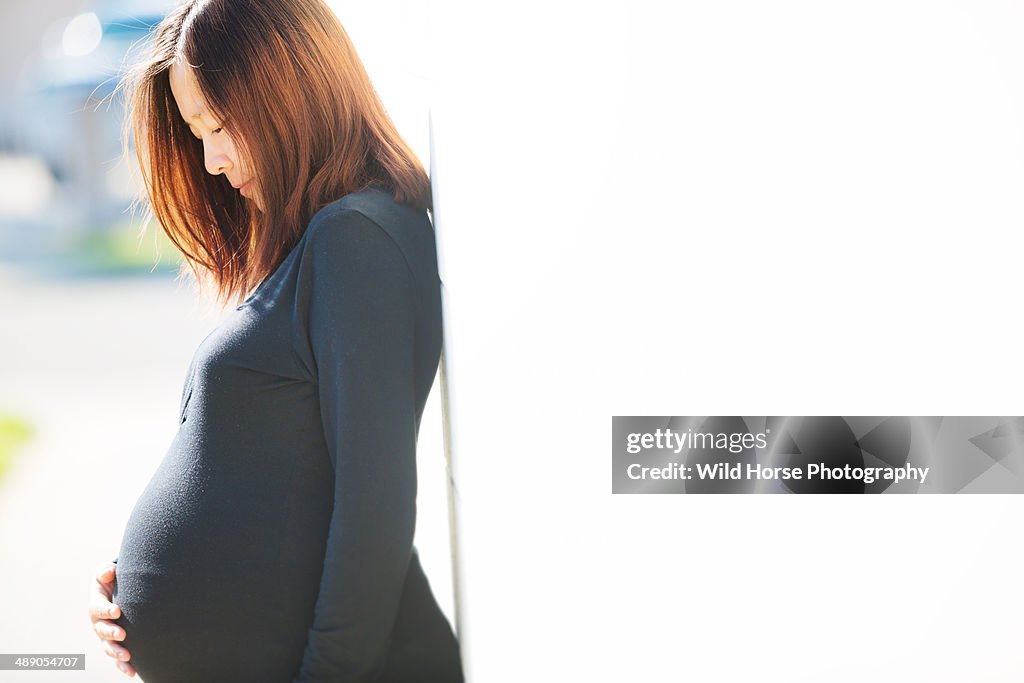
[168,62,263,212]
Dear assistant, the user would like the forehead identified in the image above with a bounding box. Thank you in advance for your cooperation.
[168,62,210,123]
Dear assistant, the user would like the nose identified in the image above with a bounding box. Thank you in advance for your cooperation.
[203,144,232,177]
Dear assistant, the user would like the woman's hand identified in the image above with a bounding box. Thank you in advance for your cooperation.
[88,562,136,677]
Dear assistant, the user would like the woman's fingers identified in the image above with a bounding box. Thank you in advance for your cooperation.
[96,563,116,584]
[88,589,121,621]
[90,562,134,675]
[99,627,136,677]
[103,640,131,662]
[93,619,125,641]
[106,642,137,677]
[89,564,120,622]
[95,564,116,600]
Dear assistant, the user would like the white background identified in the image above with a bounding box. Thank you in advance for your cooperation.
[347,0,1024,681]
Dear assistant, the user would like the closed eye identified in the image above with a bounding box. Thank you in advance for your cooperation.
[188,126,225,139]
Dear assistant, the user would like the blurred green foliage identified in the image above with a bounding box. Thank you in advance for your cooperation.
[0,414,33,485]
[63,221,181,275]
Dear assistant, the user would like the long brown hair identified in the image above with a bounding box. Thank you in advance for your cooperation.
[115,0,432,307]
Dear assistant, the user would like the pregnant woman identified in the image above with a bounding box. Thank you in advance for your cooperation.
[84,1,463,681]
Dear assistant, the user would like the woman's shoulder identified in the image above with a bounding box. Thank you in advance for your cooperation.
[310,184,430,237]
[301,185,439,287]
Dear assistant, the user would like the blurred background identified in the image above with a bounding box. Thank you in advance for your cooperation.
[0,0,178,272]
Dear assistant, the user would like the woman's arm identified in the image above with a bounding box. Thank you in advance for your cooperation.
[293,209,419,682]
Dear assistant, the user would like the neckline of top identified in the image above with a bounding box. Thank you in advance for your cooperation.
[239,183,390,307]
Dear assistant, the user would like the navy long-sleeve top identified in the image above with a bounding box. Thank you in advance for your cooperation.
[111,184,464,682]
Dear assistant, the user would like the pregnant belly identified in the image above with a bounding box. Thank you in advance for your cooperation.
[112,565,308,682]
[112,442,333,682]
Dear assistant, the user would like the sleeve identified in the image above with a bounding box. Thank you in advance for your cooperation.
[293,209,419,682]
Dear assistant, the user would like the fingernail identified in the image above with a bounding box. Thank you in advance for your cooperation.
[117,662,128,673]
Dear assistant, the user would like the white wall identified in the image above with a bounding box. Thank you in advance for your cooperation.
[425,1,1024,681]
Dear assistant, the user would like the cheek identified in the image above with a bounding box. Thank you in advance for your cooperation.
[225,138,254,179]
[238,154,253,175]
